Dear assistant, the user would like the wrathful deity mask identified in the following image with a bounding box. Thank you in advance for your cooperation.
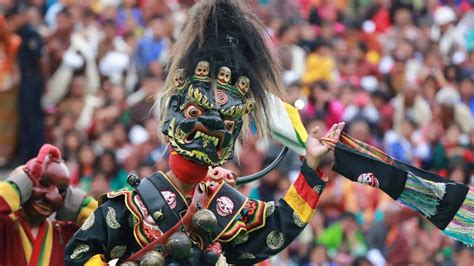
[163,61,255,166]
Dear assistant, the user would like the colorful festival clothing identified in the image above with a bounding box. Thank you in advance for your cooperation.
[332,133,473,246]
[64,160,327,265]
[269,99,474,246]
[0,181,96,266]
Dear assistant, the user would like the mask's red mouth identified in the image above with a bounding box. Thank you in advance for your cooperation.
[32,202,54,217]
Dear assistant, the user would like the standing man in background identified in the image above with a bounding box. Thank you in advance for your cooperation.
[6,4,45,164]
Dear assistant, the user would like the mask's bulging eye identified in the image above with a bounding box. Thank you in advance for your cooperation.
[224,120,235,132]
[184,104,203,119]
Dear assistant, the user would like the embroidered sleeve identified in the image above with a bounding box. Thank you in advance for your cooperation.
[64,197,137,265]
[283,159,327,223]
[0,182,21,215]
[222,159,327,264]
[76,197,99,225]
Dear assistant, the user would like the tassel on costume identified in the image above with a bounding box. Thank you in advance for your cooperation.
[398,171,446,218]
[332,133,471,245]
[264,99,473,245]
[443,188,474,245]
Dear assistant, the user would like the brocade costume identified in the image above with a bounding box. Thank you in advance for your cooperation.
[65,161,326,265]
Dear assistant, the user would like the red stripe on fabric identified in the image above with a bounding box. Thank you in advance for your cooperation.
[29,222,47,266]
[127,194,142,219]
[0,215,28,266]
[293,173,319,209]
[0,197,12,214]
[246,201,264,231]
[51,225,62,266]
[37,224,49,265]
[222,222,246,239]
[316,167,328,182]
[340,133,395,165]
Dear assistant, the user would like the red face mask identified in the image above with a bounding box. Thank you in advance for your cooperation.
[23,161,70,220]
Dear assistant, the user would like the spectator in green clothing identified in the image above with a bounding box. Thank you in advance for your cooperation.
[80,171,109,199]
[316,212,367,258]
[98,149,130,190]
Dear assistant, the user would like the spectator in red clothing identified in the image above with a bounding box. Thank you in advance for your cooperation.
[0,15,21,166]
[301,80,344,128]
[410,245,436,266]
[454,246,474,266]
[364,0,391,33]
[371,89,393,135]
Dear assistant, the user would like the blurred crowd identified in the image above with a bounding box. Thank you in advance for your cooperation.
[0,0,473,265]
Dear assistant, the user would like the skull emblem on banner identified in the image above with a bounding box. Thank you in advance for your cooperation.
[216,196,234,216]
[357,173,380,188]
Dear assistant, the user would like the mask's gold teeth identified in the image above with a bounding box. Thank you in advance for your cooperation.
[193,131,219,147]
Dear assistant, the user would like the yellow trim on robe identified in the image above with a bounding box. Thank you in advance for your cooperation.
[18,222,33,264]
[0,182,20,212]
[17,220,54,265]
[284,185,316,223]
[77,198,99,225]
[43,221,53,266]
[84,254,108,266]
